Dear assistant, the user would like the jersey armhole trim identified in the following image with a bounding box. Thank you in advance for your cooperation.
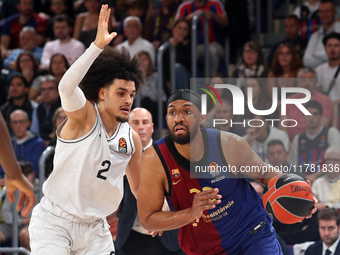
[217,130,229,167]
[153,143,172,197]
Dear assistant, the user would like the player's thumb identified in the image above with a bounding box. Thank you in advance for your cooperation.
[110,32,117,39]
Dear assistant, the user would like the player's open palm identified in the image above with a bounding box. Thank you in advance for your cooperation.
[94,4,117,49]
[189,188,221,220]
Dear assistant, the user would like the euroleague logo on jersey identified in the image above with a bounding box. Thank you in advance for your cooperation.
[119,137,127,153]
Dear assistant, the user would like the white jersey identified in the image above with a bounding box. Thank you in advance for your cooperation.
[43,105,135,219]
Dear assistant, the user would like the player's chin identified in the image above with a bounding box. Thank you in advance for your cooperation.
[116,115,129,123]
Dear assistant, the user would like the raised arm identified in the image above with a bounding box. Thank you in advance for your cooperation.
[0,113,35,217]
[58,5,117,127]
[137,146,221,231]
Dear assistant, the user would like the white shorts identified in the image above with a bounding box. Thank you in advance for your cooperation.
[28,197,115,255]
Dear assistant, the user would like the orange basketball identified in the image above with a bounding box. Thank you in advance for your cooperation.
[262,173,314,224]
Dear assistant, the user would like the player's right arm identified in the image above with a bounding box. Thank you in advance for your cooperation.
[137,146,221,231]
[58,5,116,139]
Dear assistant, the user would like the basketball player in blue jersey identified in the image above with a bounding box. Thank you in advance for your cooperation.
[0,112,35,217]
[28,5,145,254]
[138,89,316,255]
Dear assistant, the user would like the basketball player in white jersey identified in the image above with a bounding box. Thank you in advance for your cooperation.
[28,5,144,254]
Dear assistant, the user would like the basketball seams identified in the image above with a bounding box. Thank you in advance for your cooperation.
[266,180,310,203]
[263,175,314,224]
[272,201,305,224]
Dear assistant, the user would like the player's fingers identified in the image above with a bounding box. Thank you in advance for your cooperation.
[16,192,25,212]
[194,199,221,210]
[21,195,36,217]
[7,191,14,203]
[158,231,163,236]
[195,192,221,201]
[105,8,111,24]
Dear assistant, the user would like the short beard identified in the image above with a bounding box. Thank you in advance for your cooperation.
[116,116,128,123]
[168,123,200,145]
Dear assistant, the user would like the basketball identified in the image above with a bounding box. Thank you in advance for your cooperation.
[262,173,314,224]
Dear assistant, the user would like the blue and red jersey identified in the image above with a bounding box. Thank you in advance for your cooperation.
[154,128,272,255]
[298,127,329,172]
[2,13,47,49]
[175,0,226,44]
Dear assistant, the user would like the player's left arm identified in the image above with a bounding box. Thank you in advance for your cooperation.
[220,132,281,186]
[125,129,142,198]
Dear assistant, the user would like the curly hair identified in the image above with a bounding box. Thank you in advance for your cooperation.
[80,46,145,103]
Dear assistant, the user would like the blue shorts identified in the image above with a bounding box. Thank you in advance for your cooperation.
[235,217,283,255]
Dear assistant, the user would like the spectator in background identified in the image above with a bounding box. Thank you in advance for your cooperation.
[0,0,47,59]
[303,0,340,69]
[232,41,267,89]
[288,100,340,182]
[267,15,308,65]
[243,114,289,162]
[40,14,85,69]
[240,78,274,121]
[203,99,245,137]
[29,53,69,103]
[268,44,304,92]
[315,32,340,102]
[305,208,340,255]
[11,51,41,87]
[116,16,155,66]
[1,74,37,126]
[73,0,113,48]
[279,68,332,141]
[175,0,228,76]
[30,75,61,146]
[144,0,178,49]
[44,0,74,41]
[7,110,44,178]
[163,18,191,93]
[0,161,37,251]
[113,0,147,47]
[3,27,43,73]
[266,140,290,167]
[293,0,321,38]
[312,145,340,210]
[48,107,66,147]
[135,51,165,127]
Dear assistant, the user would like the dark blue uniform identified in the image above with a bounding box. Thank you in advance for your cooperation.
[154,128,282,255]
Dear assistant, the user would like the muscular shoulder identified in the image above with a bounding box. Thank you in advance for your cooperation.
[141,144,169,192]
[220,131,256,167]
[220,131,247,151]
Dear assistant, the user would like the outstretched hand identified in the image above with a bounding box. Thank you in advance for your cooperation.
[5,173,35,217]
[94,5,117,49]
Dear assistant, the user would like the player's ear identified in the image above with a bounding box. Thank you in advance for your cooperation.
[200,113,205,124]
[98,87,105,100]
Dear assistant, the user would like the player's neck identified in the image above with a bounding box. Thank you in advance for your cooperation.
[98,108,120,137]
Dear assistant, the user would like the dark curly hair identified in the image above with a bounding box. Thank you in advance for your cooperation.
[80,46,145,103]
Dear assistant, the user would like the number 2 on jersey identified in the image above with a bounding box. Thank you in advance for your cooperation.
[97,160,111,180]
